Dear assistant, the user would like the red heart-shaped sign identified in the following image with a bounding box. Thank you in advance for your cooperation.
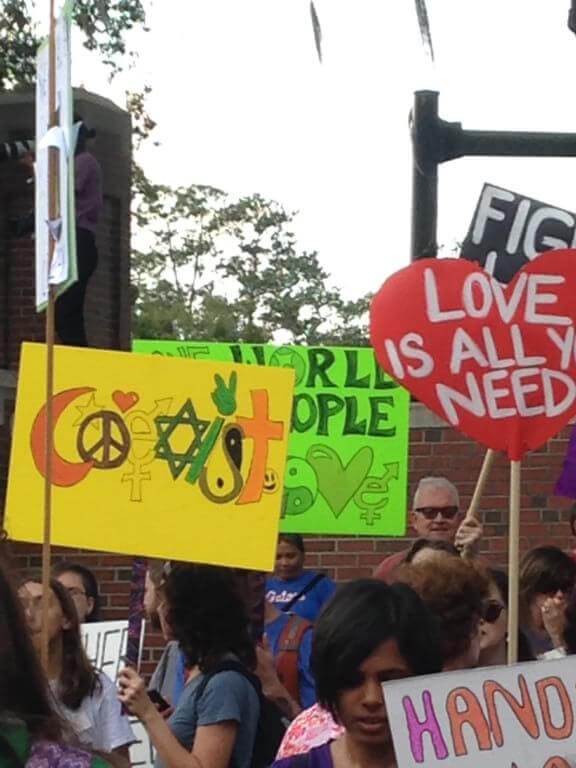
[112,390,140,413]
[370,249,576,460]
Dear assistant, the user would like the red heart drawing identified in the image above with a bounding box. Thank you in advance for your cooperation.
[370,249,576,460]
[112,390,140,413]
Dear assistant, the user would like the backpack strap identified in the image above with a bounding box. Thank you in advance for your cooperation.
[275,614,312,705]
[280,574,326,613]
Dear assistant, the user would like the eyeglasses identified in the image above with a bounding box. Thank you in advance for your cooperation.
[414,506,459,520]
[482,600,505,623]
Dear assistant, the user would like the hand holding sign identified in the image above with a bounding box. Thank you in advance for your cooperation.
[370,250,576,460]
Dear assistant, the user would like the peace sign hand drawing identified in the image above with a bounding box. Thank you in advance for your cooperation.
[212,373,237,416]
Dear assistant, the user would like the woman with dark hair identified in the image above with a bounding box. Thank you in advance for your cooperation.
[519,546,576,657]
[0,560,108,768]
[404,538,459,566]
[53,562,101,623]
[18,577,134,763]
[54,117,102,347]
[478,569,534,667]
[118,564,261,768]
[266,535,336,622]
[272,579,442,767]
[396,557,488,670]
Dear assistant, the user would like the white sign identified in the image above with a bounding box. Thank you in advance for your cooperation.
[385,658,576,768]
[34,0,77,311]
[81,620,128,682]
[81,621,154,768]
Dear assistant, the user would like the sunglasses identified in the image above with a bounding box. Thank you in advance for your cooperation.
[482,600,505,623]
[414,506,459,520]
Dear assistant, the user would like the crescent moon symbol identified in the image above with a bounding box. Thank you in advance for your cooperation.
[30,387,96,487]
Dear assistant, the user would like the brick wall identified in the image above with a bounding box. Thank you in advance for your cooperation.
[6,404,574,678]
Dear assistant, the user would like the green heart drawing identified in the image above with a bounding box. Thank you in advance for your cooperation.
[306,445,373,518]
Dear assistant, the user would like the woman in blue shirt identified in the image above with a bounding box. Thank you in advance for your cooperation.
[119,564,260,768]
[266,535,336,623]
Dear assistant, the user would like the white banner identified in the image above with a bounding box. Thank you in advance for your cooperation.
[81,621,154,768]
[385,658,576,768]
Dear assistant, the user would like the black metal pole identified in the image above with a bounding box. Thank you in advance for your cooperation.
[410,91,439,261]
[410,89,576,262]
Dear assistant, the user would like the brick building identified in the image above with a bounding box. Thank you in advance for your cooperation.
[1,90,575,676]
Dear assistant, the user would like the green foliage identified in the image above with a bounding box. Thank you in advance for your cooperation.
[132,181,370,346]
[0,0,146,91]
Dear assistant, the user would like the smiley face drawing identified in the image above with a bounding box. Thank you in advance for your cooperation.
[281,457,318,517]
[263,469,279,493]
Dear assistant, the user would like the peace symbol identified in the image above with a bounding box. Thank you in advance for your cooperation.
[77,410,131,469]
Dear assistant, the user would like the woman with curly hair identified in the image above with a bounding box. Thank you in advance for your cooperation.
[396,556,489,670]
[18,577,134,764]
[0,559,109,768]
[118,564,261,768]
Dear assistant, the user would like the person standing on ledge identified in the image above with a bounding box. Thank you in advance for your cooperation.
[266,534,336,623]
[374,476,483,583]
[55,116,103,347]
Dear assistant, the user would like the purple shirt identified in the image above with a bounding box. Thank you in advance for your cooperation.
[75,152,103,232]
[272,743,333,768]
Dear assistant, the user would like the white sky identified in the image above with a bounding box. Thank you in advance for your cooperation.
[71,0,576,300]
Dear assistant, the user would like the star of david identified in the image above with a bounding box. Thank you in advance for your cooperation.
[154,400,210,479]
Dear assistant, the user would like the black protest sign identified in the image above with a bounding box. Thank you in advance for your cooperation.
[460,183,576,283]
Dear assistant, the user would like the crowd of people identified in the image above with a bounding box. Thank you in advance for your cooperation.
[2,476,576,768]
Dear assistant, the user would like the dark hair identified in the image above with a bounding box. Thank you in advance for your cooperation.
[23,577,100,710]
[162,564,256,673]
[397,558,488,665]
[52,562,101,622]
[519,547,576,624]
[312,579,442,721]
[0,562,62,741]
[405,538,459,563]
[487,568,535,663]
[278,534,305,553]
[73,114,96,155]
[563,586,576,655]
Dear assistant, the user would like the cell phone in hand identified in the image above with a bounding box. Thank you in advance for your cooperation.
[148,689,171,713]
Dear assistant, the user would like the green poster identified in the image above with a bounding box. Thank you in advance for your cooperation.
[134,340,410,537]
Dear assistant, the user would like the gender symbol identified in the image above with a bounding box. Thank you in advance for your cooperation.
[77,410,131,469]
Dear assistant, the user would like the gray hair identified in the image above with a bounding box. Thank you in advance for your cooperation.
[413,477,459,509]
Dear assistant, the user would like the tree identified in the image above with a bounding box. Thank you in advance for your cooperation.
[0,0,146,91]
[131,181,370,345]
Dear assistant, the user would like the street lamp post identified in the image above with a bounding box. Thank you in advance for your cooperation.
[410,90,576,261]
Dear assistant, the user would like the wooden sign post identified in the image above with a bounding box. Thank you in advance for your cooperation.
[40,0,59,671]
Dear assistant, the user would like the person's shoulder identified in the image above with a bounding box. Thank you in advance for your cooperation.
[315,572,336,592]
[373,549,408,581]
[272,743,331,767]
[93,670,116,698]
[206,668,256,697]
[75,151,102,178]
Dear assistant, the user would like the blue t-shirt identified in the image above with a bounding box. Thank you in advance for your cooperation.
[156,669,260,768]
[265,613,316,709]
[266,571,336,622]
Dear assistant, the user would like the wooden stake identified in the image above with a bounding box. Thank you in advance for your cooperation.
[507,460,521,665]
[465,449,495,522]
[40,0,59,671]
